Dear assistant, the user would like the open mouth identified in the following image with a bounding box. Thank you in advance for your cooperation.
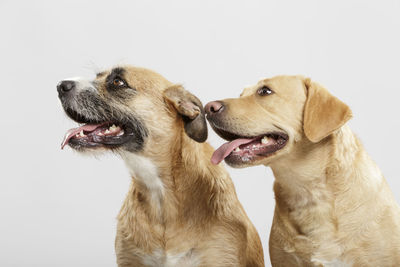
[61,109,134,149]
[210,126,288,165]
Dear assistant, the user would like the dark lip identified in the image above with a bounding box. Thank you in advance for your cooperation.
[63,108,135,149]
[210,123,289,142]
[68,129,135,150]
[223,136,288,166]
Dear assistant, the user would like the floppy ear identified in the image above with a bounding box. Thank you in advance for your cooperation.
[303,79,352,143]
[163,85,208,142]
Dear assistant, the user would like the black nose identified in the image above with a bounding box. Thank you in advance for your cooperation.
[57,80,76,96]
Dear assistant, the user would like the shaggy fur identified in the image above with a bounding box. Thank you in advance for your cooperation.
[58,66,264,267]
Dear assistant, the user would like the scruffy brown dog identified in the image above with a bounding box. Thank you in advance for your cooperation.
[57,65,264,267]
[205,76,400,266]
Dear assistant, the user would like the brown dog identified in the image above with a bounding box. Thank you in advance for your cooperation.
[205,75,400,266]
[57,66,264,267]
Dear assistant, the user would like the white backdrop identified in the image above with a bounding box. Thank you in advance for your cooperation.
[1,0,399,266]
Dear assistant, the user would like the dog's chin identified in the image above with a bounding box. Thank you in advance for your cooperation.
[209,124,289,167]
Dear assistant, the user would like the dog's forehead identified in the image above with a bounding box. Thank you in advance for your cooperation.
[268,75,305,87]
[263,75,305,91]
[240,75,305,97]
[240,85,257,97]
[96,65,172,91]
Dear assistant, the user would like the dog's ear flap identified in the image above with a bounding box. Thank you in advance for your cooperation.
[163,85,208,142]
[303,79,352,143]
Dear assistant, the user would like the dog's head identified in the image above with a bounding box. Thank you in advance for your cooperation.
[57,65,207,156]
[205,75,352,167]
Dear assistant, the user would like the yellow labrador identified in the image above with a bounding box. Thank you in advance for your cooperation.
[205,76,400,266]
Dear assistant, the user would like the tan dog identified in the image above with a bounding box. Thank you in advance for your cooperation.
[57,66,264,267]
[205,76,400,266]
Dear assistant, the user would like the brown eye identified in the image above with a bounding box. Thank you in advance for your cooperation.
[113,78,125,87]
[257,86,273,96]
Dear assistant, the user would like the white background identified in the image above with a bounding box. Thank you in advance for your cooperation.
[1,0,399,266]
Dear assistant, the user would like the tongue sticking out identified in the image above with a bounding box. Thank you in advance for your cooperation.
[211,138,257,165]
[61,123,107,149]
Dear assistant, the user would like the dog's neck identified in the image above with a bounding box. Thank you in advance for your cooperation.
[121,152,165,209]
[269,126,362,236]
[120,131,232,224]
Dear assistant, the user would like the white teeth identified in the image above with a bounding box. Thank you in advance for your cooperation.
[105,129,110,134]
[261,136,269,144]
[109,124,117,131]
[234,147,241,152]
[97,132,103,136]
[79,130,85,137]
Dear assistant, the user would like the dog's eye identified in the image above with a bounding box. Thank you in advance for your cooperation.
[113,78,126,87]
[257,86,273,96]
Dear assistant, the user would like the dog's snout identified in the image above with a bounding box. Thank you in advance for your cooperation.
[205,101,224,117]
[57,80,76,96]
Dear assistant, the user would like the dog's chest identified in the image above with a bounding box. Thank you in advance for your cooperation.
[283,240,351,267]
[141,248,200,267]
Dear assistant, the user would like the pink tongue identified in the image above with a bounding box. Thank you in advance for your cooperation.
[61,123,106,149]
[211,138,256,165]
